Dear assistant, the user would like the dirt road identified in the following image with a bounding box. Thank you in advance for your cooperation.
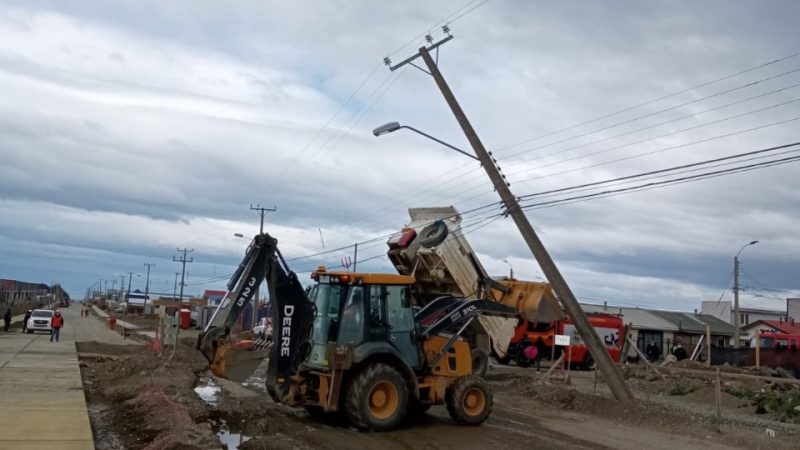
[74,312,798,450]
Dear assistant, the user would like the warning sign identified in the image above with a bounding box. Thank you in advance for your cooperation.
[555,334,571,346]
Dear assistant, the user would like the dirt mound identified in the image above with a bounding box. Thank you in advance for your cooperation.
[77,341,143,355]
[81,339,219,450]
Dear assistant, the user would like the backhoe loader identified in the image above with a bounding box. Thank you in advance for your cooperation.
[198,232,517,430]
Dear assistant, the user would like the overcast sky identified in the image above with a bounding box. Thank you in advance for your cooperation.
[1,0,798,312]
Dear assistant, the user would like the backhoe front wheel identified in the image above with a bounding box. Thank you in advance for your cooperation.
[446,375,493,426]
[345,363,408,431]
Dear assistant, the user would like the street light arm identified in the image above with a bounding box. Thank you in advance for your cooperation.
[735,240,759,258]
[400,125,480,161]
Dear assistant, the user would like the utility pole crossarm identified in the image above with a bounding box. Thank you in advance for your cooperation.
[386,34,453,72]
[413,44,635,405]
[250,204,277,234]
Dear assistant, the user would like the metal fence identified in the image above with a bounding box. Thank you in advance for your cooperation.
[711,347,800,377]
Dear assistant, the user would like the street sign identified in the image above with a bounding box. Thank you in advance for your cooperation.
[555,334,571,346]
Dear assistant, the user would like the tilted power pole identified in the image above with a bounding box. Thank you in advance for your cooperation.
[385,30,634,404]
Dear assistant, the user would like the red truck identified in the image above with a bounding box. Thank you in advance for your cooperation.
[754,331,800,350]
[496,312,624,370]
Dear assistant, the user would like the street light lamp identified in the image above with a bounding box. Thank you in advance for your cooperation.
[373,122,479,161]
[733,240,759,348]
[502,259,514,279]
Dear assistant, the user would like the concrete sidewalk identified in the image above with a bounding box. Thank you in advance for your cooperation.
[90,304,141,331]
[0,306,94,449]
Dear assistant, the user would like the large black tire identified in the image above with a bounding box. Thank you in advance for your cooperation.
[446,376,493,426]
[418,220,448,248]
[582,353,597,371]
[345,363,408,431]
[471,349,489,377]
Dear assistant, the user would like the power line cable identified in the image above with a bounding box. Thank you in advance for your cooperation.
[347,51,800,236]
[502,77,800,170]
[517,152,800,211]
[516,142,800,201]
[378,87,800,219]
[515,116,800,186]
[493,49,800,154]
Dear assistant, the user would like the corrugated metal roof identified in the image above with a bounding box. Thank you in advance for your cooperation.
[580,303,735,335]
[649,310,735,335]
[581,304,678,331]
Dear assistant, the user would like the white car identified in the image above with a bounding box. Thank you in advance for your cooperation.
[252,317,272,342]
[27,309,54,333]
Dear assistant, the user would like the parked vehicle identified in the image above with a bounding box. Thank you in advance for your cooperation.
[754,332,800,349]
[252,317,272,341]
[497,312,624,370]
[27,309,54,334]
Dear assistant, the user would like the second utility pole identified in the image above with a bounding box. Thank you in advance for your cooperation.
[143,263,155,316]
[173,249,194,311]
[386,31,634,404]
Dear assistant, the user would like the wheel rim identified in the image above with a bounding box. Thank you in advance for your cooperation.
[368,381,399,420]
[462,387,486,416]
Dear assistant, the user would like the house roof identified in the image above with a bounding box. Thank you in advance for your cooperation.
[581,304,678,331]
[203,290,227,298]
[650,310,735,336]
[742,319,800,335]
[581,303,735,335]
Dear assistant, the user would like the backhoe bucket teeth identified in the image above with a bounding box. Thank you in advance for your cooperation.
[211,340,270,382]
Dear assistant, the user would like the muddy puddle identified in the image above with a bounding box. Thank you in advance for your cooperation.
[194,375,222,405]
[195,375,253,449]
[213,418,252,450]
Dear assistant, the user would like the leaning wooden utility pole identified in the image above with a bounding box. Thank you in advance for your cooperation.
[386,30,635,404]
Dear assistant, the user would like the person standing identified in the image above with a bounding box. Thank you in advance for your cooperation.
[673,343,688,361]
[3,308,11,332]
[22,310,32,333]
[645,340,661,362]
[50,311,64,342]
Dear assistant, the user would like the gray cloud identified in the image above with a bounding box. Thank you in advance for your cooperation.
[0,1,798,307]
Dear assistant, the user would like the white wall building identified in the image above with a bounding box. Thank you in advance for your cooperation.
[700,301,786,327]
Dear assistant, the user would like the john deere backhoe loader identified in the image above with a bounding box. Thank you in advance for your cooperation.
[198,232,517,430]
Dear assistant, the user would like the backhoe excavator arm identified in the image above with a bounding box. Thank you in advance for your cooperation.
[197,233,316,397]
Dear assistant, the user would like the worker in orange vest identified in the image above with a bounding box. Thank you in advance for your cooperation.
[50,311,64,342]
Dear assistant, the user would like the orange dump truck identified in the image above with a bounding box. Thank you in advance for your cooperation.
[497,312,624,370]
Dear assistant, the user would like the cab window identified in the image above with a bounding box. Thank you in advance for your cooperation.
[337,286,366,344]
[385,285,414,332]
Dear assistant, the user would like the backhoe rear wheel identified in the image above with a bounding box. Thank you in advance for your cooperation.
[345,363,408,431]
[446,375,493,426]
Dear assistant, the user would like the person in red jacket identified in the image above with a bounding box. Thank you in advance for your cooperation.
[50,311,64,342]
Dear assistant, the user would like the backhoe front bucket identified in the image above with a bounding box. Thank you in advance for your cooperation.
[211,340,270,382]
